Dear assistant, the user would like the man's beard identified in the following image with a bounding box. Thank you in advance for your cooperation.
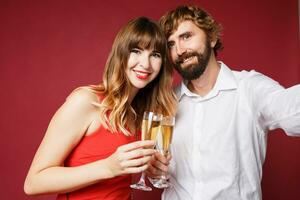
[174,40,212,80]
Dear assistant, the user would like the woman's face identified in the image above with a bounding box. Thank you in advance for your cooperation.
[126,46,162,92]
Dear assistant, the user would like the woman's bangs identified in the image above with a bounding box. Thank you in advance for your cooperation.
[129,31,165,54]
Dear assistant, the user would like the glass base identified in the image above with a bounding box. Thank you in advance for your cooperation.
[130,183,152,191]
[152,179,172,189]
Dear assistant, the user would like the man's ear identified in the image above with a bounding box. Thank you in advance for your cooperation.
[210,37,217,48]
[210,32,218,48]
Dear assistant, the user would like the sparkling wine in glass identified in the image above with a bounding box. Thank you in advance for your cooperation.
[152,115,175,189]
[130,111,162,191]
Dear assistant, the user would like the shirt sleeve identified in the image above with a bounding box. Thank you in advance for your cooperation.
[246,71,300,136]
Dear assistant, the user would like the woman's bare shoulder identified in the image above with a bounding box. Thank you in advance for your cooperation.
[66,86,101,107]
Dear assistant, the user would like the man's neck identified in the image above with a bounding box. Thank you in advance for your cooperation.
[187,55,220,97]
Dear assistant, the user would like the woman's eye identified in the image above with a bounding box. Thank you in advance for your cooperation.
[131,48,141,54]
[152,52,161,58]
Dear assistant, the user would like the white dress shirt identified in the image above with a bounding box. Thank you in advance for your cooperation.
[162,62,300,200]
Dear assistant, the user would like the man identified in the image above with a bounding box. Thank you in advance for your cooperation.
[148,5,300,200]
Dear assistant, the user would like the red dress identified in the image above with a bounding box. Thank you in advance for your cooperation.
[56,125,137,200]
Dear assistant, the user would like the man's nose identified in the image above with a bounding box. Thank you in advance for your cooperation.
[175,43,186,56]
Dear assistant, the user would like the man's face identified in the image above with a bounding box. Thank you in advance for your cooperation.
[167,20,213,80]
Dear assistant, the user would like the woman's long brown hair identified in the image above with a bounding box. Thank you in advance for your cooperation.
[90,17,177,136]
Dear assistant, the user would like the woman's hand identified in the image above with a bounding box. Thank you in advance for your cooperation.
[106,140,155,177]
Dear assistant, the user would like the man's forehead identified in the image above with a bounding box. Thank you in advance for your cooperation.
[168,20,195,40]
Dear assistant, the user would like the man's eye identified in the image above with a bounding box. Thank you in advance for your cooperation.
[167,42,175,49]
[183,33,191,40]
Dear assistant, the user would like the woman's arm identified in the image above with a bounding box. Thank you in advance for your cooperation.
[24,89,155,195]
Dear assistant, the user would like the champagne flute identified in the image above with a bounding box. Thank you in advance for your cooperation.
[152,115,175,189]
[130,111,162,191]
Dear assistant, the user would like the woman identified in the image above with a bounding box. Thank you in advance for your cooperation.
[24,17,176,200]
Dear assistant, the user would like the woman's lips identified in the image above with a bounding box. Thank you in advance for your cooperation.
[134,70,150,80]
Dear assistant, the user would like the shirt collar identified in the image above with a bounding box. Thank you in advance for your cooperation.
[177,61,238,101]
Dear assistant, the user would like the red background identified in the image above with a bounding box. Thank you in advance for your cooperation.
[0,0,299,199]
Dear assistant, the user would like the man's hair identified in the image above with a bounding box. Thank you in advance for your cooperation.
[90,17,177,136]
[160,5,223,56]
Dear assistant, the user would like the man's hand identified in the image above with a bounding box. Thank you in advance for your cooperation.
[146,151,171,179]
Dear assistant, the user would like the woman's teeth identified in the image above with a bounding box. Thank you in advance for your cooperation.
[136,71,148,76]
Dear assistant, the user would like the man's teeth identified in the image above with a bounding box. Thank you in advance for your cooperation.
[183,56,195,63]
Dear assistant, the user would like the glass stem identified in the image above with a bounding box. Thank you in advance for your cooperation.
[160,170,168,181]
[138,172,146,184]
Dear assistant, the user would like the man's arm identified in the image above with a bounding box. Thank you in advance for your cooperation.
[247,71,300,136]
